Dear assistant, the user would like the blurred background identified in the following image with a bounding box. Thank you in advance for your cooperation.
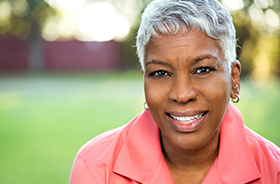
[0,0,279,183]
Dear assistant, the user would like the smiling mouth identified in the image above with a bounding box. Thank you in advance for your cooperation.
[167,112,207,124]
[168,113,204,124]
[166,111,208,132]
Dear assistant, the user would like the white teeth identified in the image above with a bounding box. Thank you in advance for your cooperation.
[170,113,203,124]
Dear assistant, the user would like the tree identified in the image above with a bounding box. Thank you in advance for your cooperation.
[0,0,56,71]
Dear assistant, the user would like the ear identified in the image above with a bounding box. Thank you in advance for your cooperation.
[230,60,241,99]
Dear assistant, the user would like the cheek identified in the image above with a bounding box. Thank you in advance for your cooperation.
[144,80,168,105]
[198,76,231,102]
[144,81,167,125]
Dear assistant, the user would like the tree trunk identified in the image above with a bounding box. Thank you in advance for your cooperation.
[28,23,44,72]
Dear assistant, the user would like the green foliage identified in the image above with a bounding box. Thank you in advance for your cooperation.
[0,0,56,39]
[0,72,279,183]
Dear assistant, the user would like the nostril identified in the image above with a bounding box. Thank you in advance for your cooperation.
[168,88,197,103]
[168,76,197,103]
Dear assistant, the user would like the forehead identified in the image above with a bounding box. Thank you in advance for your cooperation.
[145,29,223,63]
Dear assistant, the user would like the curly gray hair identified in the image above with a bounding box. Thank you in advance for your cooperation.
[136,0,237,71]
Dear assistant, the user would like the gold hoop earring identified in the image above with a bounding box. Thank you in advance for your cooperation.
[231,94,240,103]
[143,102,149,110]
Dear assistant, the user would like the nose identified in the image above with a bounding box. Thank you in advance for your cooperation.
[168,76,197,103]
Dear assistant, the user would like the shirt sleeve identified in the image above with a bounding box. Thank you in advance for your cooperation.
[69,155,100,184]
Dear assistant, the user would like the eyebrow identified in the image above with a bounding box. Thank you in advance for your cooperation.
[145,54,218,67]
[145,60,170,67]
[193,54,218,62]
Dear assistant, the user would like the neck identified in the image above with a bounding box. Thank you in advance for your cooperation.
[161,129,220,173]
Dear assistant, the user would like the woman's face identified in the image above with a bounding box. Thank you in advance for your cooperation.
[144,29,237,151]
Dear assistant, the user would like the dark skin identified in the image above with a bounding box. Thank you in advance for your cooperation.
[143,29,241,183]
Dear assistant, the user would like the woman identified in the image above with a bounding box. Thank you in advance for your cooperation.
[70,0,280,183]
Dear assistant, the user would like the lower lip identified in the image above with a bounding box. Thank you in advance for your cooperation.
[167,112,208,132]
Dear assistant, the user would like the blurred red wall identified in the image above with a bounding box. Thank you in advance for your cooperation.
[0,39,120,72]
[44,40,120,71]
[0,39,29,72]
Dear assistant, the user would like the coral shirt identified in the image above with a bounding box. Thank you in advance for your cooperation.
[70,104,280,183]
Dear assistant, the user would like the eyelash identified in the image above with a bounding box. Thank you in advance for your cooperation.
[193,67,215,75]
[148,70,171,78]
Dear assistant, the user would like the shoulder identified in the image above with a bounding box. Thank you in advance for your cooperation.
[77,126,127,157]
[245,126,280,155]
[244,126,280,169]
[70,114,143,184]
[77,114,140,160]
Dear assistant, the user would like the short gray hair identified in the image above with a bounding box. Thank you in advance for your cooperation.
[136,0,237,71]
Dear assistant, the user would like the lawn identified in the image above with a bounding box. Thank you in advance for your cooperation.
[0,72,279,184]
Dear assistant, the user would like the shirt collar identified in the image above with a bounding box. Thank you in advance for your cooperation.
[113,104,261,183]
[113,111,174,183]
[215,103,261,183]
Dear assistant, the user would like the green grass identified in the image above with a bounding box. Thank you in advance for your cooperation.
[234,80,280,146]
[0,72,279,184]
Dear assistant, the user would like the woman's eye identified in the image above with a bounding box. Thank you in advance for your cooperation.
[193,67,214,75]
[149,70,170,78]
